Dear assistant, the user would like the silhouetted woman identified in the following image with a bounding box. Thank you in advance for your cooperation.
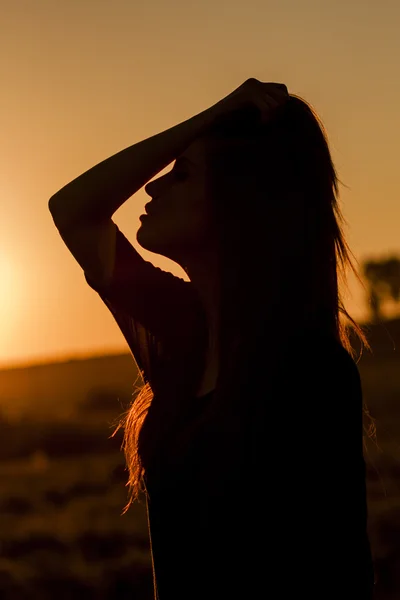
[49,78,375,599]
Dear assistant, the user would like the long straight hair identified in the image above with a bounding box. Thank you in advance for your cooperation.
[116,94,372,510]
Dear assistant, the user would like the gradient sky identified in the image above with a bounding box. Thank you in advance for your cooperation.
[1,0,399,368]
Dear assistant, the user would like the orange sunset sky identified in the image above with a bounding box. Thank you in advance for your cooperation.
[1,0,399,368]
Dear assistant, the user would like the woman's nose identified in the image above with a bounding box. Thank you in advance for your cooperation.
[144,181,154,196]
[145,175,165,197]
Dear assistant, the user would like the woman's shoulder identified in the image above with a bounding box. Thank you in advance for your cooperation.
[280,329,361,388]
[291,329,357,360]
[247,328,361,396]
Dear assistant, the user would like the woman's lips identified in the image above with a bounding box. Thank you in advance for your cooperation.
[144,201,158,215]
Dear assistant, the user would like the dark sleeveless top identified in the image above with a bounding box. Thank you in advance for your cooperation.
[84,224,375,599]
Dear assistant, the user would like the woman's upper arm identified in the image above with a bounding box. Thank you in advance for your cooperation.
[84,224,202,382]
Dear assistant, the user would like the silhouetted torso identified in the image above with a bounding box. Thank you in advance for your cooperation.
[143,357,374,600]
[84,225,375,599]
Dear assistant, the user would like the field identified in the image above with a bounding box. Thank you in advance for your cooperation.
[0,319,400,598]
[0,425,153,599]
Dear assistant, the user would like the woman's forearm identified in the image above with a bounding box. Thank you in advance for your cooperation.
[48,105,218,228]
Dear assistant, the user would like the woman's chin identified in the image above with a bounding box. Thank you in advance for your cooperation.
[136,225,153,251]
[137,224,165,254]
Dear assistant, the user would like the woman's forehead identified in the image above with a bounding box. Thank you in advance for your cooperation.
[181,137,209,166]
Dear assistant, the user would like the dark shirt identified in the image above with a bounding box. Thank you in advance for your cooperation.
[84,224,375,599]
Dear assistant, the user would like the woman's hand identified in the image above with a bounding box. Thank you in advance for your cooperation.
[210,78,289,126]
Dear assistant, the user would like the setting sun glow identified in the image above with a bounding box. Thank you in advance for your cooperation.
[0,254,22,354]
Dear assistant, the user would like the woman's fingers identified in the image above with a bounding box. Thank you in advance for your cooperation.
[258,95,281,123]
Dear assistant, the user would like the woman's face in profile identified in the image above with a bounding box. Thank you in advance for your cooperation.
[137,138,217,264]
